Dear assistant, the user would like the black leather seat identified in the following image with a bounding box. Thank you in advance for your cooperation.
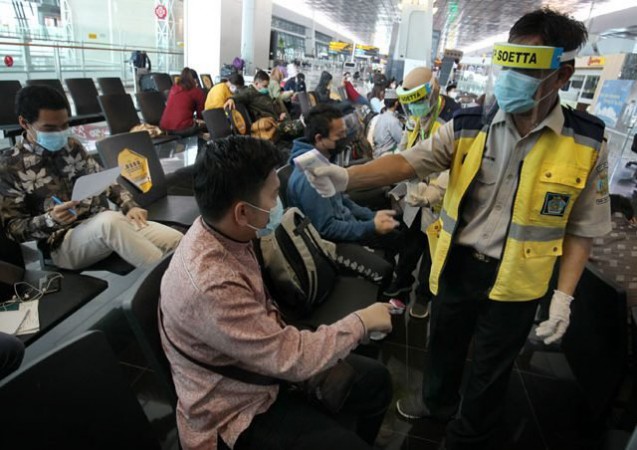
[203,108,232,139]
[122,254,177,406]
[0,80,22,142]
[65,78,103,115]
[135,91,166,126]
[96,131,199,227]
[151,73,173,93]
[0,331,161,450]
[97,77,126,95]
[26,79,103,126]
[97,93,177,146]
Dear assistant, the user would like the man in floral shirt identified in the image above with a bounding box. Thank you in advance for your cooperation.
[0,85,182,269]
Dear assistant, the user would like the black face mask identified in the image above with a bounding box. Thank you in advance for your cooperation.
[329,137,350,158]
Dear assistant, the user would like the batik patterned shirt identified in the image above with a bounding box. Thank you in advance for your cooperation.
[0,136,138,250]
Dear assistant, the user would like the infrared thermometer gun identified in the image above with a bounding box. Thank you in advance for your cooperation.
[292,149,336,197]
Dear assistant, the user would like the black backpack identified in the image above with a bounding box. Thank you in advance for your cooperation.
[257,208,339,316]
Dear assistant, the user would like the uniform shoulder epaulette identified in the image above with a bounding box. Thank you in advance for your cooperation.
[453,106,483,119]
[563,105,605,130]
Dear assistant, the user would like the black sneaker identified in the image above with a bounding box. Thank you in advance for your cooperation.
[409,301,430,319]
[396,395,452,421]
[383,283,412,297]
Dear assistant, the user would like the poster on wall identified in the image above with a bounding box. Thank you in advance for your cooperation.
[593,79,635,130]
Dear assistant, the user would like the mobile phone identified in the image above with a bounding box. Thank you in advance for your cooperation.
[388,298,406,315]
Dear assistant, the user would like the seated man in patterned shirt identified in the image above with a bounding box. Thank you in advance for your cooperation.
[160,135,393,450]
[0,85,183,269]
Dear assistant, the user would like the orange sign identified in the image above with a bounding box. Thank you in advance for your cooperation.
[587,56,605,67]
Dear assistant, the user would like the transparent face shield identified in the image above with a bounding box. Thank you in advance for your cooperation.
[483,43,578,124]
[397,81,440,134]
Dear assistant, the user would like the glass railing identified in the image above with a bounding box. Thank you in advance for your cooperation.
[0,32,184,85]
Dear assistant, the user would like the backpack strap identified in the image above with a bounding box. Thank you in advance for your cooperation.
[159,307,280,386]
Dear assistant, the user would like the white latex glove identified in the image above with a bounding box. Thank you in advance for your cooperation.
[405,182,431,207]
[535,290,574,345]
[306,165,349,198]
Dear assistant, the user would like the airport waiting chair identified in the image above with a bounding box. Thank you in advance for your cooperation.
[199,73,213,90]
[234,103,252,134]
[0,331,161,450]
[337,86,347,101]
[276,164,293,208]
[202,108,232,139]
[27,79,104,125]
[297,91,312,117]
[97,94,177,146]
[0,80,22,143]
[307,91,318,107]
[561,264,627,424]
[151,73,173,93]
[122,253,177,406]
[65,77,102,115]
[0,229,110,340]
[97,77,126,95]
[136,91,166,127]
[96,131,199,227]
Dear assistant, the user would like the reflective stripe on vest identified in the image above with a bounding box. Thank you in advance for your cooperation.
[426,106,604,301]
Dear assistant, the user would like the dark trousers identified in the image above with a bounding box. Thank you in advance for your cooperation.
[423,246,538,449]
[392,210,429,291]
[0,332,24,380]
[222,353,392,450]
[335,242,394,290]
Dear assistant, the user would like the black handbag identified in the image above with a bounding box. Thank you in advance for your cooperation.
[159,309,356,414]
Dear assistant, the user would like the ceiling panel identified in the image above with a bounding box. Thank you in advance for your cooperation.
[303,0,616,54]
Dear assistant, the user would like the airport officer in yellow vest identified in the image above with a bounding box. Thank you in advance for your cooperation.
[383,67,449,319]
[303,9,611,449]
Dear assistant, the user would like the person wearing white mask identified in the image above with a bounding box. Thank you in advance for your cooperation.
[205,72,245,110]
[0,85,183,270]
[300,9,611,449]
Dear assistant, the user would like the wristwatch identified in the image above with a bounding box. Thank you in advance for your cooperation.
[44,212,57,228]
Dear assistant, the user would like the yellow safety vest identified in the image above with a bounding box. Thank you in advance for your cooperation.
[426,106,605,301]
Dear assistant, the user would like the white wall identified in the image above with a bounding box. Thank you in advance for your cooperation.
[253,0,273,71]
[184,0,222,76]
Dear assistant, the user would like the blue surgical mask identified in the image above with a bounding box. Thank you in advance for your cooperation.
[408,102,432,118]
[258,87,269,95]
[35,129,71,152]
[245,197,284,238]
[494,69,556,114]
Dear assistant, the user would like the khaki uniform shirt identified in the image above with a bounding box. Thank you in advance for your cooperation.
[402,104,612,258]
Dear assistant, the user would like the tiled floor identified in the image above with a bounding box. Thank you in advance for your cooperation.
[114,293,635,450]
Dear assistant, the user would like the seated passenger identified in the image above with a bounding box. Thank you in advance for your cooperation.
[160,67,206,133]
[225,70,284,121]
[288,104,398,244]
[284,72,306,93]
[315,70,334,104]
[342,72,371,108]
[159,135,393,450]
[0,85,183,269]
[204,73,244,110]
[372,89,404,158]
[368,84,385,114]
[268,66,295,103]
[225,70,303,140]
[0,332,24,380]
